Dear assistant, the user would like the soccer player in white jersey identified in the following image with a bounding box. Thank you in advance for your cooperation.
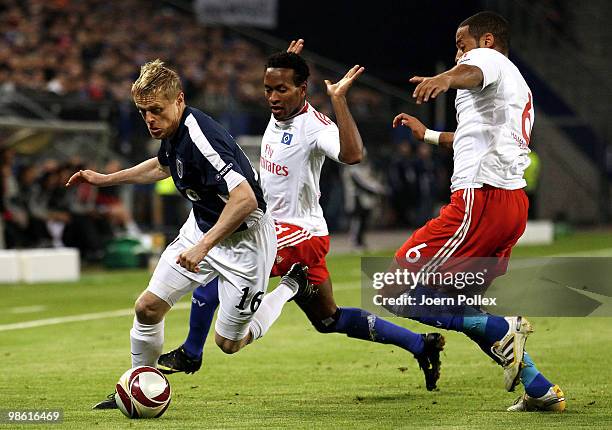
[383,12,565,411]
[158,40,446,391]
[67,59,315,410]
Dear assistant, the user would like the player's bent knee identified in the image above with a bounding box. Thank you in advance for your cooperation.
[134,291,170,324]
[215,337,241,354]
[219,344,240,354]
[134,299,162,325]
[214,332,243,354]
[311,320,335,333]
[310,308,341,334]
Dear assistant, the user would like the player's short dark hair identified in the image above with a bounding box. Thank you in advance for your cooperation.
[459,11,510,54]
[265,52,310,86]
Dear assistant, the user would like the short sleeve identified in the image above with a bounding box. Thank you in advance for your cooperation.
[457,48,502,90]
[210,136,248,192]
[157,142,169,166]
[185,114,246,192]
[313,123,341,163]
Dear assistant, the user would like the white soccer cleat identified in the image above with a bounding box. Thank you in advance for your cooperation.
[507,384,566,412]
[491,316,533,391]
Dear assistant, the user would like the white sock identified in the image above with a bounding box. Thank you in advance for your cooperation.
[130,317,164,367]
[249,283,294,340]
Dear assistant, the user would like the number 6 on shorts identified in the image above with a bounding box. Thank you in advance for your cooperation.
[405,243,427,264]
[235,287,264,312]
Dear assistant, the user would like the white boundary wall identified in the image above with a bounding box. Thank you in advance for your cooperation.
[0,248,80,284]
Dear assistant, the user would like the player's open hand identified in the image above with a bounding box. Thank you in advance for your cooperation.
[325,65,365,98]
[410,74,451,104]
[176,244,209,273]
[287,39,304,54]
[65,169,108,187]
[392,113,427,141]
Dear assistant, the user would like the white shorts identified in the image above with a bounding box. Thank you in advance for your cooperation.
[148,211,276,341]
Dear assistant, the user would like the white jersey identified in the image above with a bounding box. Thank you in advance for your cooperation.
[260,102,341,236]
[451,48,533,192]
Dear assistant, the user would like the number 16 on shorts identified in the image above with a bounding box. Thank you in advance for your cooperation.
[235,287,264,313]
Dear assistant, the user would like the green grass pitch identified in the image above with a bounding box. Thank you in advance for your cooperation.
[1,231,611,429]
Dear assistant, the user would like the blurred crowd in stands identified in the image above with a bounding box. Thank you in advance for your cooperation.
[0,148,140,259]
[1,0,248,104]
[0,0,451,256]
[0,0,383,146]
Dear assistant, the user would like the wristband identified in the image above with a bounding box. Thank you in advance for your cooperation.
[424,129,441,146]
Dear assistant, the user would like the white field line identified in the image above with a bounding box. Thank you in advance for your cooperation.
[556,247,612,257]
[10,305,47,314]
[0,302,190,332]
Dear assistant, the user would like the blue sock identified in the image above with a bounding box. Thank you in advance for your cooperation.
[406,286,512,363]
[408,286,507,342]
[457,314,510,364]
[462,314,509,345]
[408,285,508,347]
[413,314,464,332]
[182,279,220,359]
[402,285,463,331]
[334,307,424,355]
[521,352,554,398]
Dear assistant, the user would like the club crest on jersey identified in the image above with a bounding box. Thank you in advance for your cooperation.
[176,158,184,178]
[185,189,201,201]
[281,132,293,145]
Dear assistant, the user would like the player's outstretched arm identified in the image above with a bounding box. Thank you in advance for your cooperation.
[326,65,365,165]
[287,38,304,54]
[410,64,483,104]
[392,113,454,150]
[65,157,170,188]
[65,168,108,187]
[177,180,257,273]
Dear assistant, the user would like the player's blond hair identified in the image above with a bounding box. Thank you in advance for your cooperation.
[131,59,182,102]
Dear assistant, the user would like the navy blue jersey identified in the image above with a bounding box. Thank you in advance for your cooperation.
[158,106,266,233]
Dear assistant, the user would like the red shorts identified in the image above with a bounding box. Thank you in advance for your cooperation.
[270,223,330,285]
[395,186,528,278]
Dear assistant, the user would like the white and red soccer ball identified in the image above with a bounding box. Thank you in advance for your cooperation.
[115,366,171,419]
